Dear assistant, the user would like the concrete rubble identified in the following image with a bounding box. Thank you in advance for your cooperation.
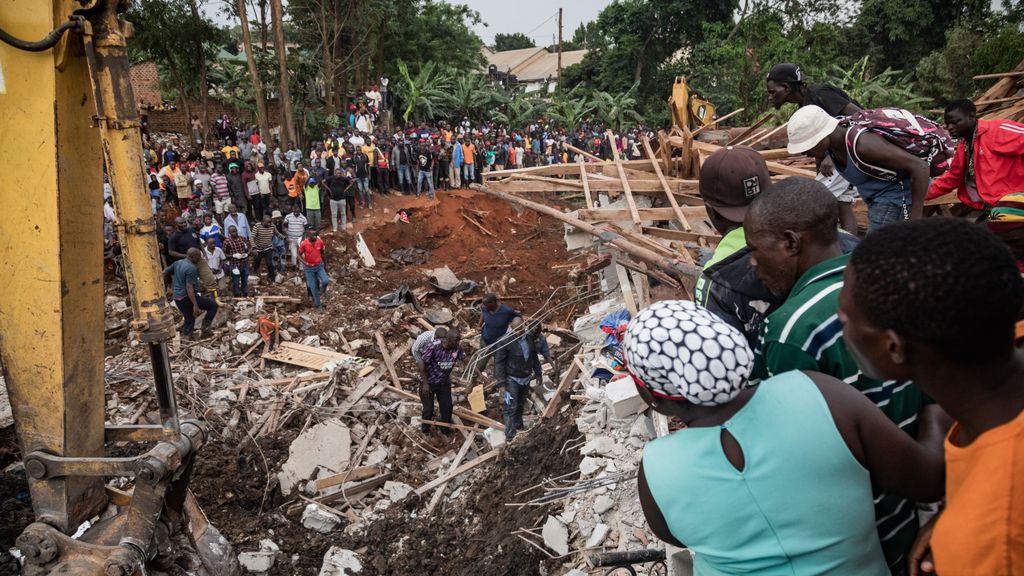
[278,419,351,495]
[238,539,279,574]
[318,547,363,575]
[302,503,342,534]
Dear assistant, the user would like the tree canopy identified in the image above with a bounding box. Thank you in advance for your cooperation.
[494,32,536,52]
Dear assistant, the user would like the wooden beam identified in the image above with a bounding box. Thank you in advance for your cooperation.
[578,206,708,222]
[747,123,789,147]
[642,135,691,233]
[313,465,381,491]
[606,129,641,227]
[973,70,1024,80]
[317,473,393,506]
[541,355,582,419]
[425,429,475,515]
[727,112,775,146]
[414,449,503,496]
[579,162,594,209]
[642,225,720,246]
[382,384,505,430]
[616,264,638,316]
[692,107,745,137]
[374,332,401,388]
[564,142,603,163]
[974,95,1024,106]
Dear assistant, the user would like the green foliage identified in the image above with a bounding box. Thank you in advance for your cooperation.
[547,88,595,132]
[446,75,509,123]
[380,0,485,80]
[395,61,453,124]
[593,82,645,130]
[126,0,225,102]
[493,32,536,52]
[826,57,930,111]
[493,91,550,128]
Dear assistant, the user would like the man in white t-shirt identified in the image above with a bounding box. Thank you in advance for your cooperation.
[254,163,273,220]
[282,207,308,269]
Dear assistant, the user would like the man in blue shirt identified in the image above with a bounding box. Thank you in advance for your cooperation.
[476,293,521,374]
[163,247,218,339]
[494,317,551,441]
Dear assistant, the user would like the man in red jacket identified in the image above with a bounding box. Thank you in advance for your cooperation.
[927,99,1024,210]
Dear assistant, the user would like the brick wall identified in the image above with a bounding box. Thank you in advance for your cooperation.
[129,61,163,107]
[146,99,284,138]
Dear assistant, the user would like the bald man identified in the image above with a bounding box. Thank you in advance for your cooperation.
[163,247,219,339]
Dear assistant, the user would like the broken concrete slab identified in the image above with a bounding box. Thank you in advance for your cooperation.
[278,419,351,495]
[192,346,220,363]
[234,318,256,332]
[383,481,413,502]
[483,427,507,449]
[542,515,569,556]
[581,436,615,457]
[423,307,454,325]
[578,456,605,476]
[425,266,461,291]
[238,539,279,573]
[236,332,261,347]
[355,233,376,267]
[606,377,646,418]
[318,547,362,576]
[593,494,615,515]
[586,523,610,548]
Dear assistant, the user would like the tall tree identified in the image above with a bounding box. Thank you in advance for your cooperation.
[271,0,296,145]
[187,0,210,141]
[236,0,272,142]
[494,32,536,52]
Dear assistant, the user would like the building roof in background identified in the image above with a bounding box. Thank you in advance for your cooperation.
[481,46,588,83]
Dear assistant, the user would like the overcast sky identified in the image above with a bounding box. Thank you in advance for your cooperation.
[449,1,614,47]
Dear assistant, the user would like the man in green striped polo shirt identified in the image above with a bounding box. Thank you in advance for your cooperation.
[745,177,949,574]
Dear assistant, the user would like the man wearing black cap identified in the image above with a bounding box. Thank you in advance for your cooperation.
[693,146,786,347]
[766,63,862,233]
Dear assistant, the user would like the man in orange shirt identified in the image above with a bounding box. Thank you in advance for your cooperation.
[460,138,476,186]
[839,218,1024,576]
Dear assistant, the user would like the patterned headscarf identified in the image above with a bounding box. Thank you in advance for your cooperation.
[623,300,752,405]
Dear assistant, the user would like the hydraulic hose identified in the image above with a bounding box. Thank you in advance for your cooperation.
[0,17,81,52]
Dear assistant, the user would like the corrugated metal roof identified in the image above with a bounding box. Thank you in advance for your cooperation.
[513,49,587,82]
[484,47,548,75]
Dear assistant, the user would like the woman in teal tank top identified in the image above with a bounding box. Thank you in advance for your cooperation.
[622,301,945,575]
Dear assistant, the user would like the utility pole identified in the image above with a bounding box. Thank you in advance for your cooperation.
[557,7,563,92]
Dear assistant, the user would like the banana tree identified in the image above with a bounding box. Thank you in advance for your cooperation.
[593,82,644,130]
[395,60,453,125]
[494,91,549,129]
[547,89,594,133]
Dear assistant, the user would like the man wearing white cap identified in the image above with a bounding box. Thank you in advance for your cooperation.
[786,105,935,230]
[625,300,944,576]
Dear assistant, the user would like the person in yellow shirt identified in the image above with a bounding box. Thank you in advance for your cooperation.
[221,138,240,159]
[839,218,1024,576]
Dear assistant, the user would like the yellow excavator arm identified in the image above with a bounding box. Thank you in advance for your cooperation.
[0,1,234,574]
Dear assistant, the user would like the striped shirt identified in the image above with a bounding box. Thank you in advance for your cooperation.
[210,173,229,199]
[282,213,307,240]
[754,253,930,569]
[250,223,276,252]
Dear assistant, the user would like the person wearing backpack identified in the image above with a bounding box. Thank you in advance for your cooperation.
[787,105,953,231]
[767,63,863,234]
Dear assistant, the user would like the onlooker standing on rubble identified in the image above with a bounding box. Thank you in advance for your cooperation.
[201,235,227,297]
[625,300,944,576]
[250,214,280,283]
[223,203,250,240]
[299,228,329,309]
[222,225,251,297]
[692,146,785,347]
[164,248,219,340]
[283,207,308,269]
[209,165,230,216]
[254,162,274,219]
[304,177,323,232]
[168,216,201,262]
[477,293,522,374]
[412,326,449,364]
[326,168,353,233]
[766,63,862,233]
[417,329,466,434]
[838,218,1024,576]
[927,98,1024,212]
[745,178,949,569]
[494,317,551,441]
[415,142,436,199]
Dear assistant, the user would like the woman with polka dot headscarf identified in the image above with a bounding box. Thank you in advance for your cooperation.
[624,300,944,576]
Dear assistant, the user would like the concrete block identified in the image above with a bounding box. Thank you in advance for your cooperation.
[578,456,604,476]
[192,346,220,363]
[383,481,413,502]
[318,547,362,575]
[234,319,256,332]
[580,436,615,457]
[236,332,261,347]
[483,427,507,449]
[606,377,646,418]
[238,539,279,573]
[302,503,340,534]
[542,515,569,556]
[593,494,615,515]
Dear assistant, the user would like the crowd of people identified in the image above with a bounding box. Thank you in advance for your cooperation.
[627,62,1024,576]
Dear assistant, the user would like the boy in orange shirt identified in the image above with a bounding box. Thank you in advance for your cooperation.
[839,218,1024,576]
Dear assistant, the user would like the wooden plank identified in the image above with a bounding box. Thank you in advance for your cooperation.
[642,225,720,246]
[727,112,775,146]
[747,123,788,147]
[413,449,503,496]
[616,264,639,317]
[564,142,603,163]
[973,70,1024,80]
[607,129,642,227]
[692,107,745,137]
[317,473,393,507]
[974,95,1024,106]
[577,206,708,222]
[374,332,402,388]
[425,431,475,515]
[262,341,361,370]
[642,135,691,233]
[541,355,582,419]
[486,179,697,194]
[579,162,594,209]
[313,465,381,491]
[764,159,816,179]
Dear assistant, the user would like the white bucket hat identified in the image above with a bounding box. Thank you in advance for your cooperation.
[787,105,839,154]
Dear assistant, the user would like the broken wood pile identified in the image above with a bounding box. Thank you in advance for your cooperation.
[975,58,1024,122]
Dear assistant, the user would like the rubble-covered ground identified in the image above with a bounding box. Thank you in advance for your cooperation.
[2,189,678,576]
